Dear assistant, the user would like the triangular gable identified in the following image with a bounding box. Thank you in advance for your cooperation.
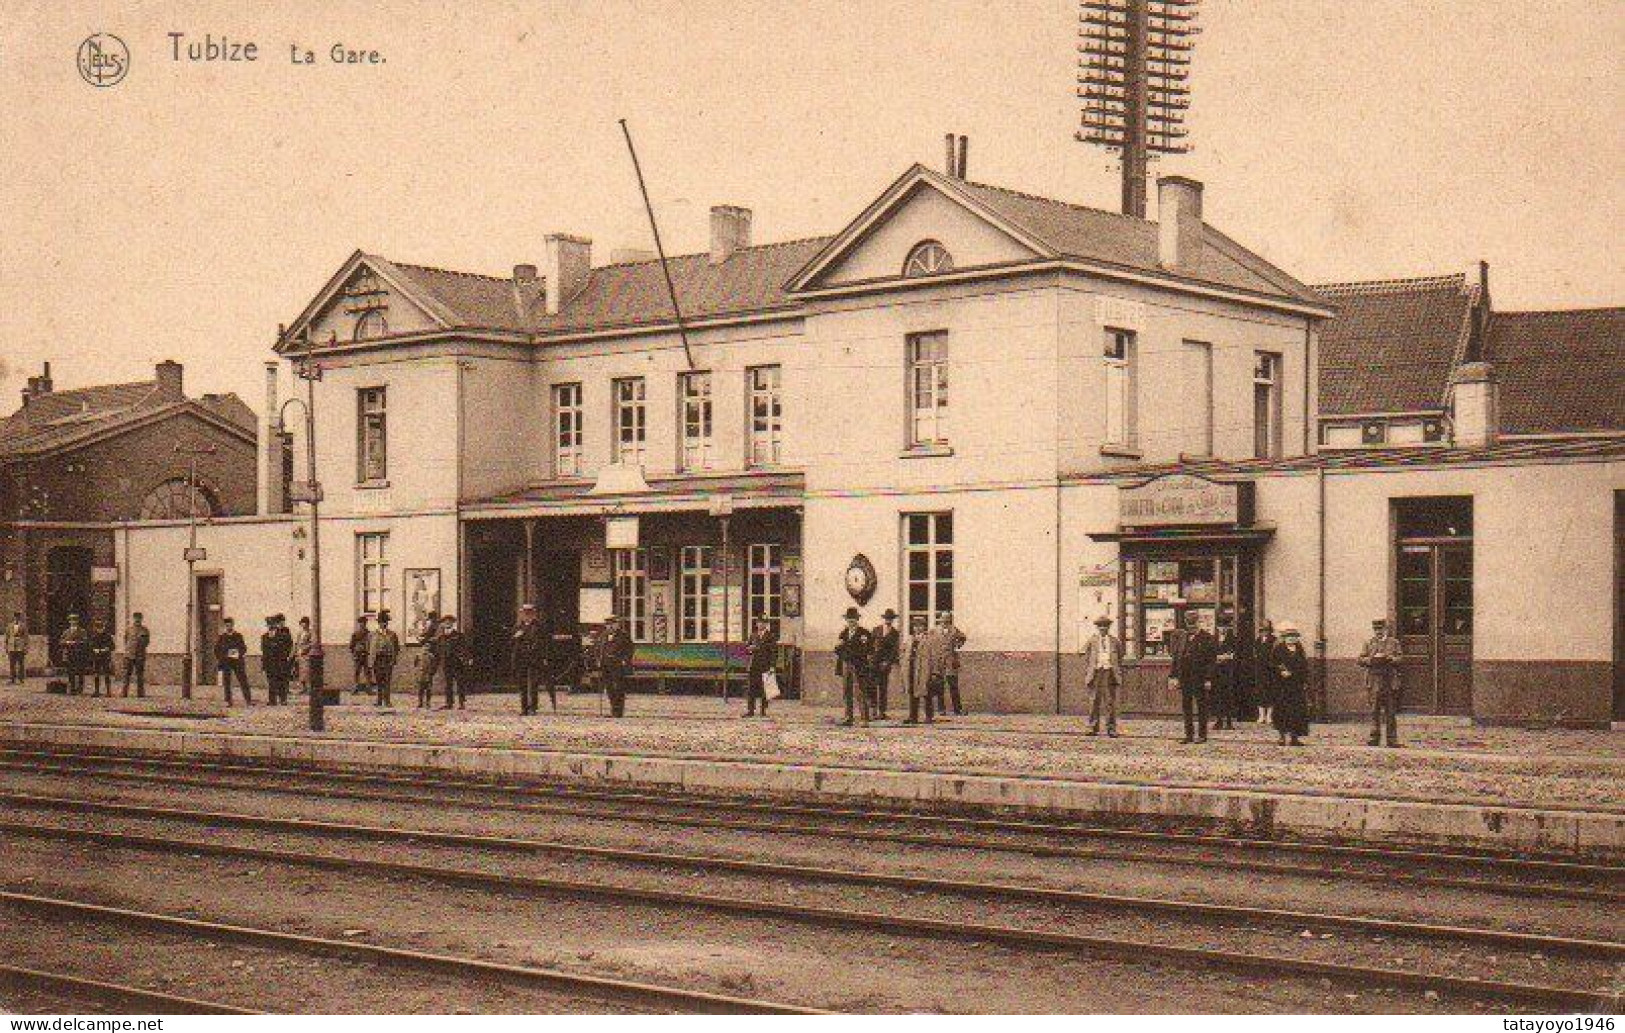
[1,398,257,463]
[786,165,1055,293]
[276,250,455,352]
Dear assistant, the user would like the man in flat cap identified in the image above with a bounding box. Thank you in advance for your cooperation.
[511,602,548,715]
[1082,614,1124,737]
[1358,617,1404,747]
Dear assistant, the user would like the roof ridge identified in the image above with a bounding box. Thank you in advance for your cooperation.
[1494,305,1625,317]
[958,177,1150,225]
[1314,273,1466,295]
[389,260,513,284]
[593,235,834,271]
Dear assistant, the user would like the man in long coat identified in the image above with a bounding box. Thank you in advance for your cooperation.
[902,615,939,724]
[368,611,401,707]
[834,607,873,727]
[510,603,548,715]
[593,614,635,718]
[1271,623,1311,746]
[261,615,294,706]
[1358,617,1404,747]
[870,609,901,720]
[1169,609,1216,744]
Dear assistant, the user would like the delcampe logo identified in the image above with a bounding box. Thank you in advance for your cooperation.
[77,33,129,87]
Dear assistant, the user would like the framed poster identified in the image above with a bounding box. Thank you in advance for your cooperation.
[403,568,441,642]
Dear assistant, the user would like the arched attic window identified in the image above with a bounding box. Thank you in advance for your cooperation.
[138,478,217,520]
[902,240,954,278]
[353,308,388,341]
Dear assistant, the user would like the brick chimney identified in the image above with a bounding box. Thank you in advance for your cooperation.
[259,361,285,516]
[1157,176,1204,274]
[155,359,184,398]
[709,206,751,265]
[511,263,540,319]
[1449,361,1499,448]
[541,235,591,316]
[20,362,53,406]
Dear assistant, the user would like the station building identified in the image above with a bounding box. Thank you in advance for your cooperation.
[108,160,1624,725]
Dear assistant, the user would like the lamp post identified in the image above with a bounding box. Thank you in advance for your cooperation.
[175,445,217,701]
[709,495,735,704]
[282,329,330,731]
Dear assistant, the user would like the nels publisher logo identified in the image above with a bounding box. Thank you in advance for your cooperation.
[77,33,129,87]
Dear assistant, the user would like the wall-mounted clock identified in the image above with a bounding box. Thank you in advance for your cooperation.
[845,553,877,606]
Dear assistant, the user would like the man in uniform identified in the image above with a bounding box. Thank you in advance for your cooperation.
[870,609,901,720]
[261,614,294,706]
[215,617,252,705]
[59,614,89,695]
[1082,614,1123,737]
[6,612,29,685]
[88,619,115,697]
[434,614,470,710]
[121,612,150,697]
[1169,609,1216,743]
[834,606,873,727]
[1359,617,1404,748]
[594,614,634,718]
[933,611,968,716]
[349,615,373,696]
[368,611,400,707]
[511,603,548,715]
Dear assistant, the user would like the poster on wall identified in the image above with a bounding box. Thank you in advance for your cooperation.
[403,569,441,642]
[579,587,614,624]
[580,542,611,587]
[783,583,802,618]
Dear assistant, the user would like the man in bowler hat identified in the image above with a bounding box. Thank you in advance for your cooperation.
[871,609,901,720]
[834,607,873,726]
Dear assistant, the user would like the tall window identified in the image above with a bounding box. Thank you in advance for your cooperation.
[903,512,954,630]
[747,365,783,467]
[1103,328,1137,447]
[679,545,713,642]
[679,372,714,471]
[356,532,390,618]
[907,331,950,447]
[357,387,387,482]
[747,543,783,632]
[613,377,647,466]
[1253,352,1282,459]
[553,382,583,477]
[612,548,649,641]
[1184,341,1213,455]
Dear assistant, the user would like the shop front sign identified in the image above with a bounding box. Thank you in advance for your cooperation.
[1120,474,1240,528]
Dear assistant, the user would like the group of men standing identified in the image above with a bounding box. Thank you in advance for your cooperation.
[1079,611,1404,747]
[835,606,966,727]
[36,612,150,698]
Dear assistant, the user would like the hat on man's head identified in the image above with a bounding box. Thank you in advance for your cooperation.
[844,606,861,620]
[605,613,620,623]
[881,609,898,620]
[1277,622,1300,636]
[521,603,537,612]
[1372,617,1387,627]
[1094,615,1112,626]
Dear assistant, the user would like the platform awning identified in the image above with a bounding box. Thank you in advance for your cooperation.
[1086,524,1277,546]
[462,470,805,521]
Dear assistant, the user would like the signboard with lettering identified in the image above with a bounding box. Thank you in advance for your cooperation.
[1120,474,1241,528]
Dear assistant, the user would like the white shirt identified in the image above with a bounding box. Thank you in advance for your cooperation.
[1094,633,1114,670]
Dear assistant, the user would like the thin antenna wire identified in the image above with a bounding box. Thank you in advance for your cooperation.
[618,119,697,371]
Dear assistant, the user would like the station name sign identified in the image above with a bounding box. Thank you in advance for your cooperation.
[1120,474,1241,527]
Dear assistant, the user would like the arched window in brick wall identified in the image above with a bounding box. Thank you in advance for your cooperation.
[138,477,217,520]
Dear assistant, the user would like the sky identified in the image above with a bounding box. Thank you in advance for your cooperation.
[1,0,1620,407]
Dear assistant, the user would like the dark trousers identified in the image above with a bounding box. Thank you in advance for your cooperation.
[66,660,87,694]
[91,656,113,695]
[352,656,372,693]
[122,655,146,696]
[220,660,252,704]
[416,666,437,708]
[266,670,290,705]
[602,672,627,717]
[518,666,554,714]
[7,651,24,683]
[1180,680,1208,741]
[929,673,962,715]
[1087,668,1119,733]
[745,668,770,715]
[908,691,935,723]
[872,667,892,717]
[1369,671,1400,745]
[442,666,466,708]
[841,668,871,724]
[373,658,394,706]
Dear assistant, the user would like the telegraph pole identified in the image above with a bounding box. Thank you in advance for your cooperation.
[175,444,216,700]
[1076,0,1201,217]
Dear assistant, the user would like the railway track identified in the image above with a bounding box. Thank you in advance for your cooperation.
[0,963,258,1015]
[1,793,1618,960]
[1,746,1617,903]
[0,890,823,1015]
[4,812,1618,1012]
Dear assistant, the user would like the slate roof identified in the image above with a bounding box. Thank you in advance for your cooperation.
[377,237,831,339]
[1314,274,1477,416]
[1487,308,1625,435]
[0,380,255,460]
[954,177,1323,305]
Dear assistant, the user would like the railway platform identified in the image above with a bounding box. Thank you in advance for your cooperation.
[2,678,1620,857]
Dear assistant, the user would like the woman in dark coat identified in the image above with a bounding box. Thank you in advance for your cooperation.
[1270,623,1310,746]
[1251,621,1277,727]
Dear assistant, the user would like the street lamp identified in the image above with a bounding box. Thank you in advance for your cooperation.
[174,444,217,701]
[280,328,331,731]
[709,495,735,704]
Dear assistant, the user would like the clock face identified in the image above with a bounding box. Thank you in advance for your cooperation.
[845,567,867,593]
[845,554,877,605]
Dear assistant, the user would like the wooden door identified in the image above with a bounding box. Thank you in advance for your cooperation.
[196,575,222,685]
[1395,542,1473,714]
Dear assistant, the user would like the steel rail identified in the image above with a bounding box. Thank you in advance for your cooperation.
[3,743,1611,876]
[0,890,825,1015]
[0,963,259,1015]
[1,820,1612,1012]
[1,800,1618,961]
[1,755,1617,904]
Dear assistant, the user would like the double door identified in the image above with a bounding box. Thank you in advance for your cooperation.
[1396,541,1472,714]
